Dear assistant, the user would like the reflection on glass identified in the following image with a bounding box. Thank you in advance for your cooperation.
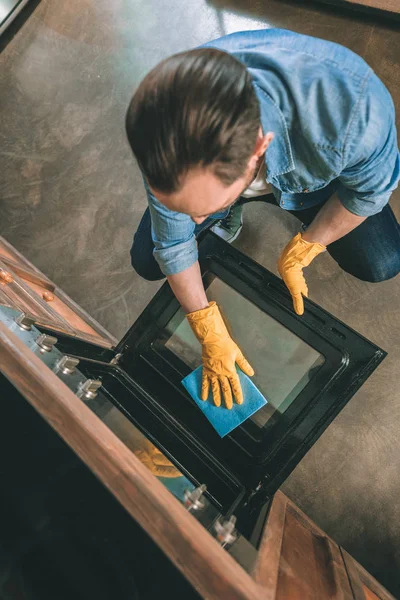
[165,279,325,428]
[88,395,195,502]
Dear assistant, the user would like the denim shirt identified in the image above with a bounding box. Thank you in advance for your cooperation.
[145,28,400,276]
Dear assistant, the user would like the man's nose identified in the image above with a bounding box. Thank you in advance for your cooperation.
[192,216,208,225]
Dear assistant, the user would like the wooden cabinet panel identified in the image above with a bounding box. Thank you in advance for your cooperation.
[0,263,73,334]
[0,237,116,348]
[277,505,346,599]
[23,279,109,340]
[0,255,54,287]
[341,549,395,600]
[254,496,396,600]
[254,493,356,600]
[0,238,51,279]
[364,588,381,600]
[253,492,287,599]
[0,287,14,308]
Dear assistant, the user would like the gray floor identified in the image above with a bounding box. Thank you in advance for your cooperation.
[0,0,399,594]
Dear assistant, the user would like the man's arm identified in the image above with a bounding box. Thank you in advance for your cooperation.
[142,183,254,408]
[302,193,366,246]
[302,71,398,250]
[168,260,255,410]
[167,261,208,314]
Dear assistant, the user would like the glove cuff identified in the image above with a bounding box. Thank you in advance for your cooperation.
[186,300,218,320]
[186,301,229,344]
[283,233,325,268]
[298,232,326,253]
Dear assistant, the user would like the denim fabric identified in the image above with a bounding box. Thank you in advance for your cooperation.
[141,28,400,276]
[131,204,219,281]
[145,177,229,276]
[131,194,400,283]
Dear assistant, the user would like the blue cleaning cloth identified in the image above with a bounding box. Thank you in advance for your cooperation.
[182,366,268,438]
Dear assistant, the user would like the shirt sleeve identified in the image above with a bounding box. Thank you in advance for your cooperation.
[143,179,198,276]
[337,72,400,217]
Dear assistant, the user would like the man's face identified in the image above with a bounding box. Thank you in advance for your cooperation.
[150,130,274,225]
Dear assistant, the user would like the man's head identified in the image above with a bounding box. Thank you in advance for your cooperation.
[126,48,273,223]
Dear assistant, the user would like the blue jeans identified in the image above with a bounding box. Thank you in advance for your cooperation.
[130,195,400,283]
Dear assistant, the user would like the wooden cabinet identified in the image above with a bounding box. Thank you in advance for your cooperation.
[253,492,394,600]
[254,492,352,599]
[341,549,395,600]
[0,237,117,348]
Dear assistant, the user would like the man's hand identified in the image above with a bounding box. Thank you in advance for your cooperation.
[187,301,254,409]
[278,233,325,315]
[278,194,367,315]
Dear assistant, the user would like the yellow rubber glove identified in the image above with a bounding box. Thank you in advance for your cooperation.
[134,438,182,478]
[278,232,326,316]
[186,301,254,409]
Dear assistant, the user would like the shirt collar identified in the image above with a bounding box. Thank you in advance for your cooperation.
[253,82,295,181]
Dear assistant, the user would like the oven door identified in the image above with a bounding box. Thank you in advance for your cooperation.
[114,231,385,509]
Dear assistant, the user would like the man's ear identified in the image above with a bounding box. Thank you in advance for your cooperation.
[248,130,274,170]
[255,131,274,157]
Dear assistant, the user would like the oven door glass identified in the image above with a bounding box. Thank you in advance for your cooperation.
[163,277,325,429]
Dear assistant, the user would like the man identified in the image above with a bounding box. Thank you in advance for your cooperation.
[126,28,400,410]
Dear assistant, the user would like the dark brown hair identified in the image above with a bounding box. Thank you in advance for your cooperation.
[126,48,260,193]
